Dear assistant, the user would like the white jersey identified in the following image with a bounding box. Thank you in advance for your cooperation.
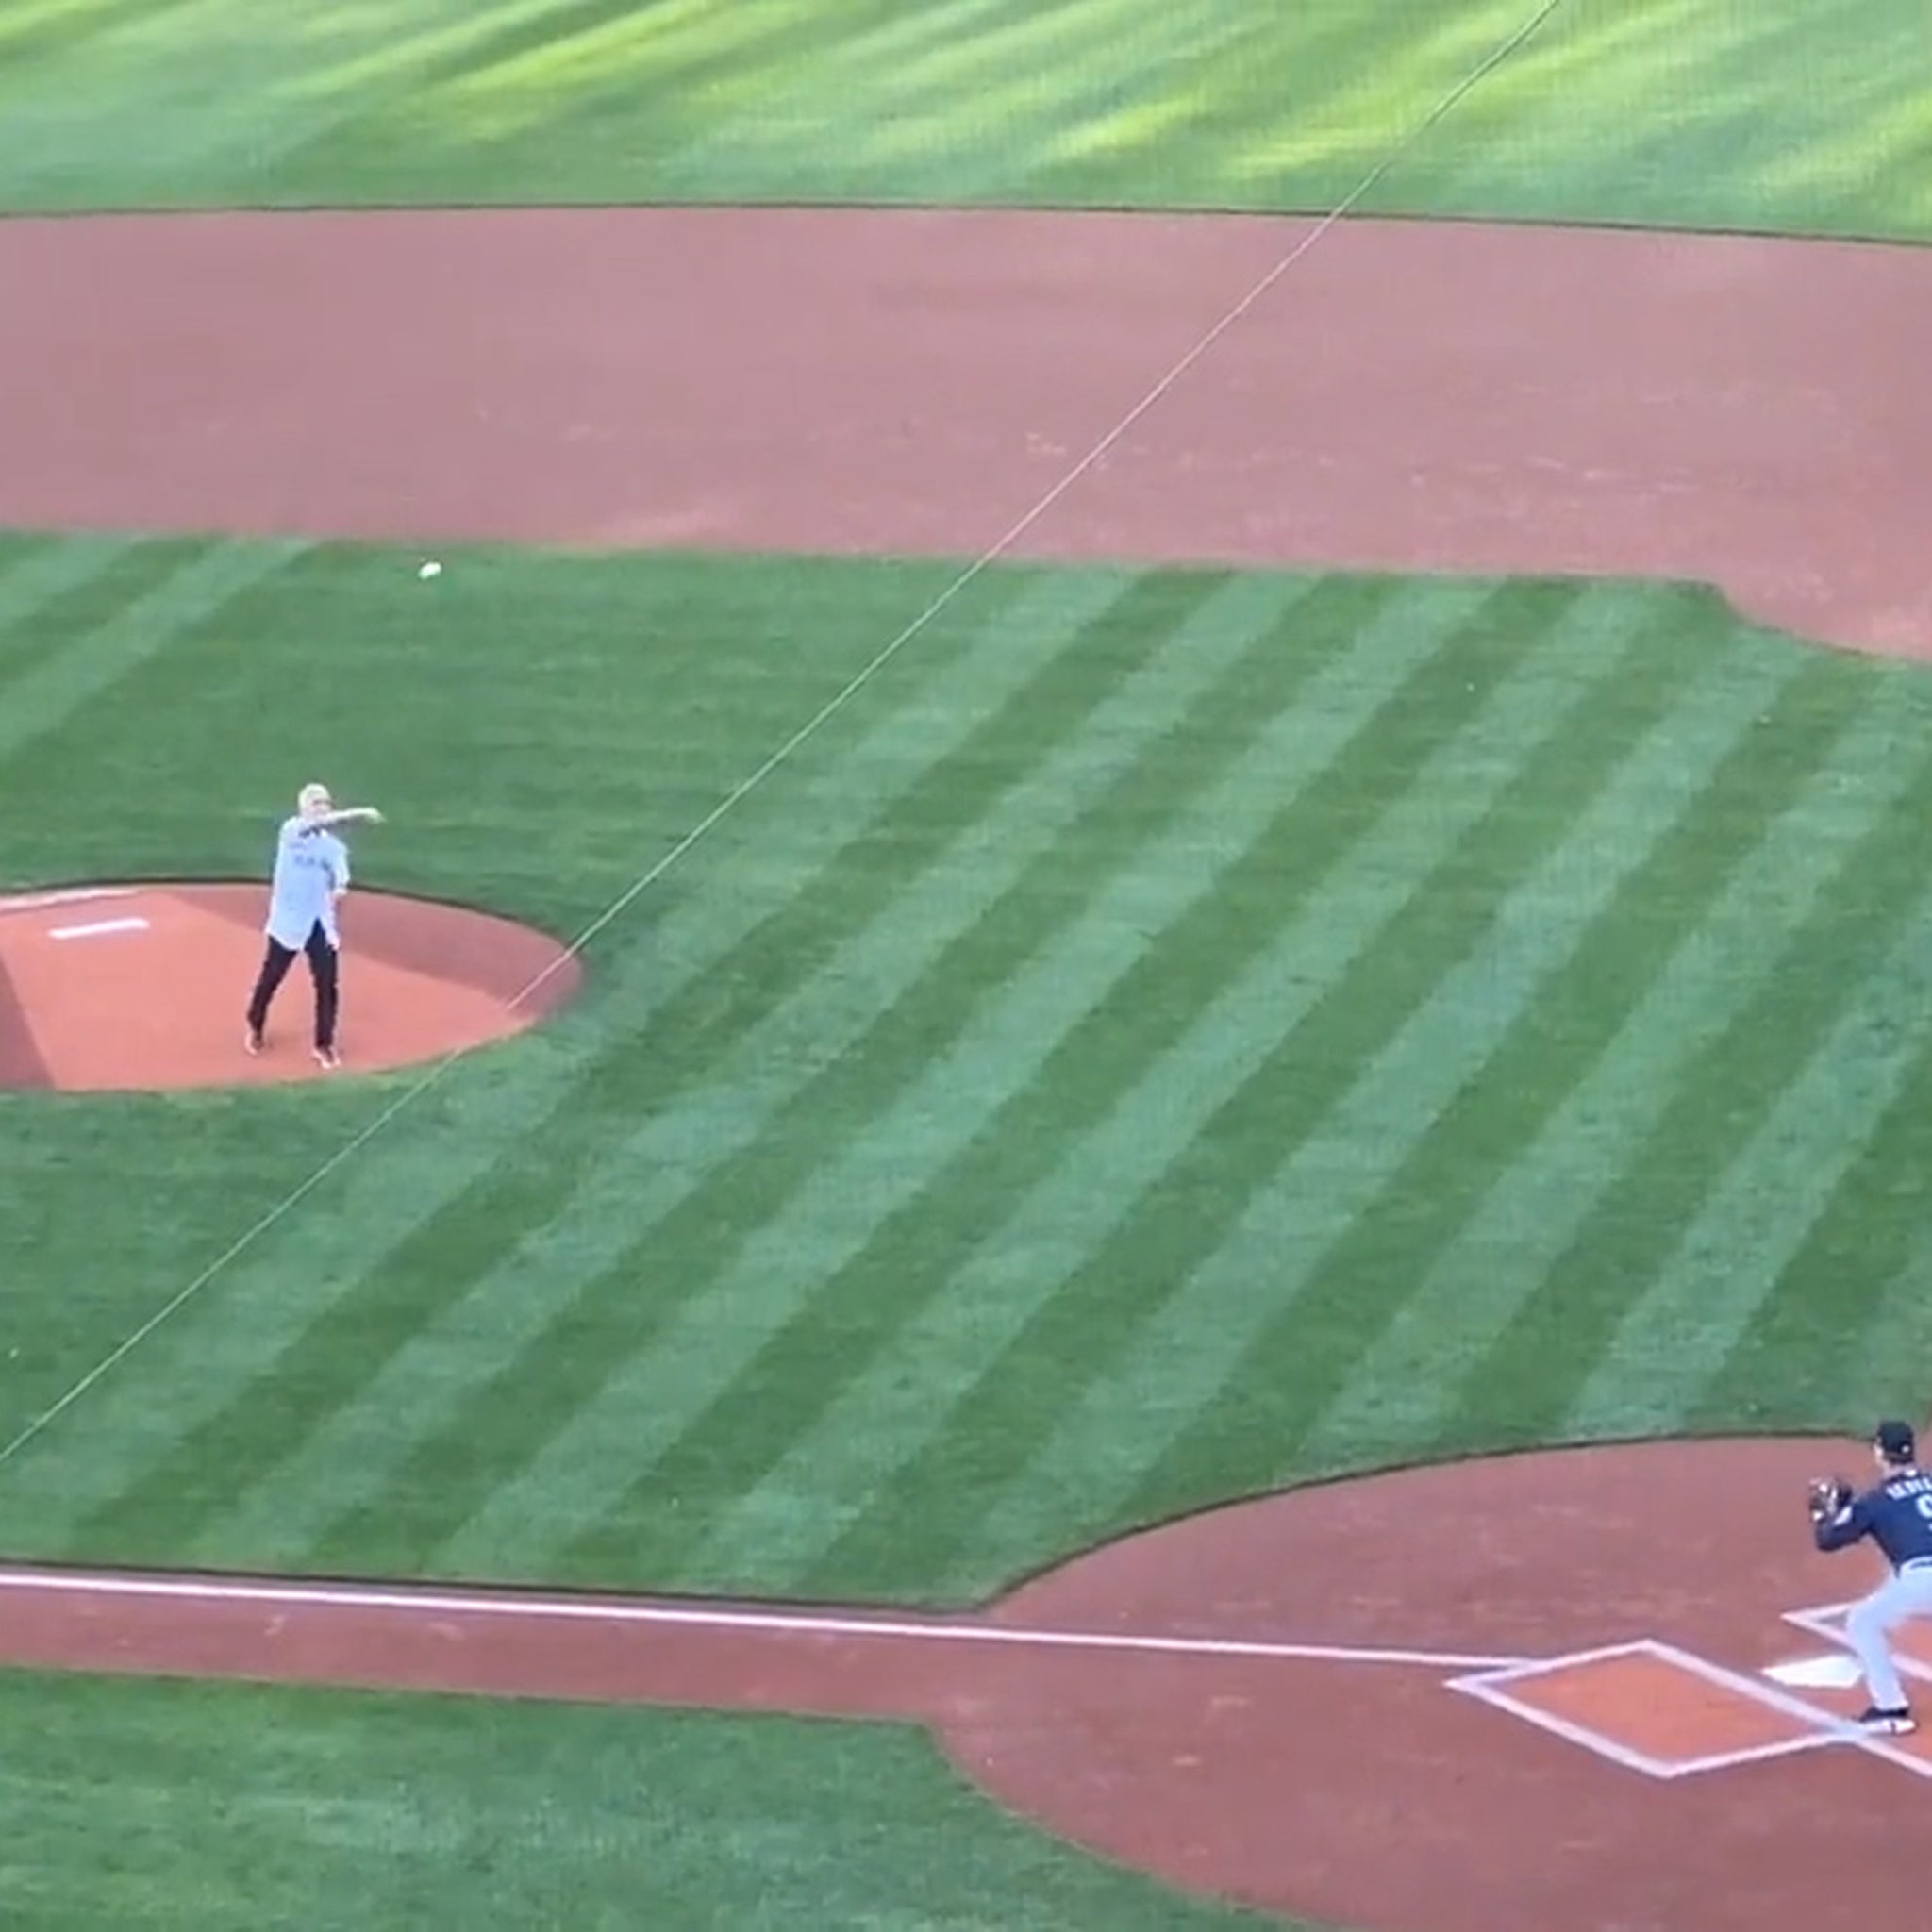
[265,814,349,949]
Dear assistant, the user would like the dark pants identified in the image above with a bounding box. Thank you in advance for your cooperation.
[246,921,340,1049]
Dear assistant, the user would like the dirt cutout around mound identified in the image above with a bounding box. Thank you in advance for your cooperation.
[0,208,1924,655]
[0,884,577,1091]
[0,1437,1925,1931]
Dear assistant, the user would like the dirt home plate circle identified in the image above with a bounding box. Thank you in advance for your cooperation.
[0,1436,1920,1930]
[948,1435,1932,1930]
[0,882,579,1091]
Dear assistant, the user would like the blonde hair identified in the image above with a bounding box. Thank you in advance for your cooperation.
[297,782,333,821]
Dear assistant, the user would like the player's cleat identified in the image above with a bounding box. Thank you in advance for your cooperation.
[313,1045,341,1071]
[244,1026,263,1056]
[1857,1706,1916,1735]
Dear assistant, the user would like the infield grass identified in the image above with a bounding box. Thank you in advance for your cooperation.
[4,535,1932,1607]
[0,0,1924,239]
[0,1669,1258,1928]
[7,537,1932,1925]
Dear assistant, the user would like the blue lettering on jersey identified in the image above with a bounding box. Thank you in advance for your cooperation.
[265,815,349,950]
[1815,1471,1932,1570]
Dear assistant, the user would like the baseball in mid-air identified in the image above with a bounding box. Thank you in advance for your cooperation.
[418,560,442,580]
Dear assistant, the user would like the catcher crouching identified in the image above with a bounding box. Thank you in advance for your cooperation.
[1809,1420,1932,1735]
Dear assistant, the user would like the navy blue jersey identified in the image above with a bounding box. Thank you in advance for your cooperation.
[1815,1468,1932,1570]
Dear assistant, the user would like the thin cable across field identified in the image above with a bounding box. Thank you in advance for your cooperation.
[0,0,1569,1474]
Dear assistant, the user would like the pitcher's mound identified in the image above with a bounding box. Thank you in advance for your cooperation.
[0,883,580,1092]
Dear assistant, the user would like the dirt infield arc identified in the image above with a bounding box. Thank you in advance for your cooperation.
[0,208,1926,656]
[0,884,578,1091]
[0,1436,1924,1930]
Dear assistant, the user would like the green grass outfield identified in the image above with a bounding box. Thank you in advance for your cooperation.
[0,1672,1249,1929]
[8,539,1932,1604]
[0,0,1925,238]
[6,536,1932,1926]
[6,536,1932,1922]
[4,3,1930,1924]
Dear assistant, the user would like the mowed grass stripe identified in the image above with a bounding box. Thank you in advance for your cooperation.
[860,637,1849,1592]
[0,541,306,758]
[421,0,905,131]
[659,2,1241,203]
[1096,639,1867,1509]
[1443,708,1932,1446]
[0,535,143,669]
[6,0,1931,244]
[1299,681,1932,1468]
[522,577,1522,1583]
[665,585,1675,1589]
[823,581,1725,1594]
[284,574,1335,1572]
[436,575,1510,1582]
[189,570,1319,1570]
[1695,912,1932,1431]
[1563,871,1932,1440]
[633,580,1605,1594]
[0,566,1124,1551]
[970,603,1810,1571]
[68,565,1173,1558]
[1721,1030,1932,1430]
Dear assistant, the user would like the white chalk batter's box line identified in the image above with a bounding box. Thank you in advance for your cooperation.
[1774,1605,1932,1783]
[1785,1600,1932,1689]
[1450,1637,1932,1784]
[1450,1641,1839,1781]
[48,916,149,941]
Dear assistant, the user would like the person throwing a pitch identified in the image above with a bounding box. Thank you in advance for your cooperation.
[1809,1419,1932,1735]
[245,782,383,1069]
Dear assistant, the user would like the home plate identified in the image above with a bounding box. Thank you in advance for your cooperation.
[1763,1654,1865,1690]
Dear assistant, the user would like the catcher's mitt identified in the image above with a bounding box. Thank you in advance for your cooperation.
[1808,1475,1854,1521]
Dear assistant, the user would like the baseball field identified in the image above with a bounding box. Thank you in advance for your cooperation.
[0,3,1928,1926]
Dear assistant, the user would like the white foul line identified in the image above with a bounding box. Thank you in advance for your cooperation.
[48,916,149,941]
[0,0,1573,1473]
[0,1565,1528,1672]
[6,1563,1923,1780]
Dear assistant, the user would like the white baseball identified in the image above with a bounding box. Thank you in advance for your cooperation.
[418,560,442,579]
